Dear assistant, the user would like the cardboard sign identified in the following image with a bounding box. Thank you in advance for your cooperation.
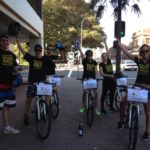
[127,88,148,103]
[117,77,127,86]
[83,79,97,89]
[36,83,52,96]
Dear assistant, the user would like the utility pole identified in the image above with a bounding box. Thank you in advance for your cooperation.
[116,0,122,73]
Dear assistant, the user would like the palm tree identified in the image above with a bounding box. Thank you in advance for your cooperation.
[90,0,143,72]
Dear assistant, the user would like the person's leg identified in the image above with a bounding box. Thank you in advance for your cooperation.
[109,80,117,111]
[94,90,100,115]
[117,94,127,128]
[142,101,150,140]
[80,89,87,113]
[100,80,109,112]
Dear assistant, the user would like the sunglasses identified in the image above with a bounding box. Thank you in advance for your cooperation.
[35,49,42,52]
[141,49,149,54]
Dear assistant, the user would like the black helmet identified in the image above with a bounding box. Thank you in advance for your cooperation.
[8,21,21,36]
[85,49,93,56]
[34,44,42,51]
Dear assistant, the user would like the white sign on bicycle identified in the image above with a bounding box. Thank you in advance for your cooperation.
[47,76,61,86]
[127,88,148,103]
[117,77,127,86]
[83,79,97,89]
[36,83,52,95]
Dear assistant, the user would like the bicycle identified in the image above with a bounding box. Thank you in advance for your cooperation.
[124,85,149,150]
[77,78,102,126]
[46,75,64,119]
[105,75,127,111]
[30,82,52,140]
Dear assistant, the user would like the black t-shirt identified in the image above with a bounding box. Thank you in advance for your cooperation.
[134,56,150,84]
[0,49,17,84]
[82,58,97,79]
[99,59,113,79]
[24,53,45,83]
[43,55,58,75]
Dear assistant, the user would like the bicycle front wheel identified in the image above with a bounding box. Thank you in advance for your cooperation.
[86,93,94,127]
[50,90,60,119]
[35,99,51,140]
[129,106,139,150]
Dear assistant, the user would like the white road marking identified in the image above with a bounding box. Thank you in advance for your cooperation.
[67,69,72,78]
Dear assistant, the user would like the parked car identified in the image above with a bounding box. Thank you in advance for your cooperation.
[121,59,137,71]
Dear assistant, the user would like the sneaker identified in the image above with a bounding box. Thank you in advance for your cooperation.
[101,109,107,114]
[142,132,149,140]
[117,121,124,129]
[3,126,20,134]
[24,114,29,126]
[95,109,101,116]
[80,107,85,113]
[110,107,117,112]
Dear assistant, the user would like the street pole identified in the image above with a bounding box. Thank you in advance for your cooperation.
[116,0,122,73]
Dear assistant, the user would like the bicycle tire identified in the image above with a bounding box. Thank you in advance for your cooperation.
[35,99,51,140]
[50,90,59,119]
[129,106,139,150]
[86,93,94,126]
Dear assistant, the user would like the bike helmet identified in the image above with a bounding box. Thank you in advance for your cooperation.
[8,21,21,36]
[85,49,93,56]
[34,44,42,51]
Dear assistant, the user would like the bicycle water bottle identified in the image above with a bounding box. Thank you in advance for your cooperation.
[78,123,83,136]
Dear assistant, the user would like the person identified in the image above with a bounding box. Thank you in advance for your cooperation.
[43,44,66,76]
[79,48,100,115]
[16,38,50,125]
[117,41,150,140]
[99,37,117,114]
[0,35,19,133]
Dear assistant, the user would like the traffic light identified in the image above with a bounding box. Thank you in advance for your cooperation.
[114,21,125,38]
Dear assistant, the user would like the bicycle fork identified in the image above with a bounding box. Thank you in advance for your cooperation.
[37,97,46,120]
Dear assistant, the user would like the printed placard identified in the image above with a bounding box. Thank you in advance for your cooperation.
[117,77,127,86]
[83,79,97,89]
[36,83,52,96]
[127,88,148,103]
[51,77,61,86]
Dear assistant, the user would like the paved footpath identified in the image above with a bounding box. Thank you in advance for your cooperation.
[0,78,150,150]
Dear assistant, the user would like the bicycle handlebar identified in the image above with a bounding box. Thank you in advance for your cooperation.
[76,78,102,82]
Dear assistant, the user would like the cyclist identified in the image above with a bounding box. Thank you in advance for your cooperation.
[79,48,100,115]
[0,35,19,134]
[117,42,150,140]
[99,37,117,114]
[43,44,66,76]
[16,39,51,125]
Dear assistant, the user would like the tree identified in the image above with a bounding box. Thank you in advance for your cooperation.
[89,0,144,73]
[43,0,105,52]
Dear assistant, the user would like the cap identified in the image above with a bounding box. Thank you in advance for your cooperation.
[34,44,42,51]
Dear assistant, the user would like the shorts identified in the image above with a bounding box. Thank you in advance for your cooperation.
[0,90,16,110]
[26,84,37,97]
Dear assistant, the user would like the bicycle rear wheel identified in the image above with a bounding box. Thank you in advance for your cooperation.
[35,99,51,140]
[50,90,59,119]
[86,93,94,126]
[129,106,139,150]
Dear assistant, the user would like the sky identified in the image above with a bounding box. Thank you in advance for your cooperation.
[85,0,150,47]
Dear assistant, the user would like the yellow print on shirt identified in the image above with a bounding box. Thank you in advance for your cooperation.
[138,64,149,75]
[33,60,42,70]
[87,64,95,71]
[2,55,13,66]
[105,64,113,73]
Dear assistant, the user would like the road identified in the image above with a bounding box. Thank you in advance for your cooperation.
[0,65,149,150]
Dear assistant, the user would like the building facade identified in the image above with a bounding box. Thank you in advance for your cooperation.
[0,0,43,54]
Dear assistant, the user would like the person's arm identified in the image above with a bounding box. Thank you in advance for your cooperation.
[103,36,110,59]
[78,47,85,60]
[99,65,113,78]
[53,51,67,63]
[118,41,135,61]
[16,37,26,55]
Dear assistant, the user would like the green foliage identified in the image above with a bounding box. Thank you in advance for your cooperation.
[43,0,105,50]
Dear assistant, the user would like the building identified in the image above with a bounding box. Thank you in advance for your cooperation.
[132,28,150,55]
[0,0,43,54]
